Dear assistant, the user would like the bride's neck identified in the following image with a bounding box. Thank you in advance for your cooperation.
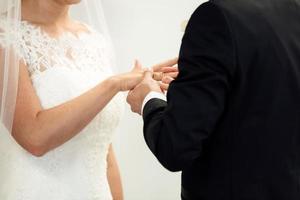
[22,0,71,26]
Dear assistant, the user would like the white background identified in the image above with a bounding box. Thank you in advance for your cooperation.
[101,1,203,199]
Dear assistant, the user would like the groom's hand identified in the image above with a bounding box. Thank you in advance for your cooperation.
[127,70,163,115]
[152,58,178,90]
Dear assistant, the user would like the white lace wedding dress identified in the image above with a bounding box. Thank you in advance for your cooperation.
[0,20,124,200]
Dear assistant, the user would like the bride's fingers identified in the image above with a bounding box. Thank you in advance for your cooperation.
[153,72,163,81]
[152,57,178,72]
[133,59,143,71]
[152,71,179,81]
[165,72,179,79]
[160,82,169,91]
[162,76,174,84]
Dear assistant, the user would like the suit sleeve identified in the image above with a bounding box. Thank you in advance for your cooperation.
[143,2,236,172]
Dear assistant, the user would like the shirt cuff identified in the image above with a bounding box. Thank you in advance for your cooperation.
[142,91,167,114]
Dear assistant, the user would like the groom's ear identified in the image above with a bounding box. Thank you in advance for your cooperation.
[181,20,189,32]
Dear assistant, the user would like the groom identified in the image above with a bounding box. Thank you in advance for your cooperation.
[127,0,300,200]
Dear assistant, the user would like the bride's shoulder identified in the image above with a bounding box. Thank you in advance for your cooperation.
[73,20,107,40]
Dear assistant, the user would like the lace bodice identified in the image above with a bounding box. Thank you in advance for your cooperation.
[19,21,114,77]
[0,20,125,200]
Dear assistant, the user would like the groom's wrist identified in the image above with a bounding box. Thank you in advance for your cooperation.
[142,91,166,114]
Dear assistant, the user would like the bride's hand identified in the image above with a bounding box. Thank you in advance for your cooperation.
[111,60,145,91]
[152,57,179,82]
[151,58,179,91]
[111,58,178,92]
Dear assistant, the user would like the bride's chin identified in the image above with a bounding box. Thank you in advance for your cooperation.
[62,0,82,5]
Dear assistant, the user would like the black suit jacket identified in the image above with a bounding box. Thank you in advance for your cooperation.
[143,0,300,199]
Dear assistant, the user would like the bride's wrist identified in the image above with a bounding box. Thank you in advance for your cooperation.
[106,76,122,92]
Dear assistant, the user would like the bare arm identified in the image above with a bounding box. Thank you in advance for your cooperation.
[12,62,143,157]
[107,144,123,200]
[11,59,177,157]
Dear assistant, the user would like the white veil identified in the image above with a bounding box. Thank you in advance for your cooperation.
[0,0,115,135]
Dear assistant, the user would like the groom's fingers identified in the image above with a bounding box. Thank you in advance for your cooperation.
[152,57,178,71]
[161,66,178,73]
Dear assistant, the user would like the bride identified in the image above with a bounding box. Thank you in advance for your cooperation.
[0,0,178,199]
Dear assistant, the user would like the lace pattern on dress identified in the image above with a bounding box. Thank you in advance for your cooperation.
[17,21,113,77]
[0,18,125,200]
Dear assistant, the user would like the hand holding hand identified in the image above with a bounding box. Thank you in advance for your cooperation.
[151,58,179,91]
[127,69,163,115]
[111,60,144,91]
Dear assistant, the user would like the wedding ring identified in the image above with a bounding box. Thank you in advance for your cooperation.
[153,72,164,80]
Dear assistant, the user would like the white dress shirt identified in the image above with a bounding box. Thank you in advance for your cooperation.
[141,91,167,114]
